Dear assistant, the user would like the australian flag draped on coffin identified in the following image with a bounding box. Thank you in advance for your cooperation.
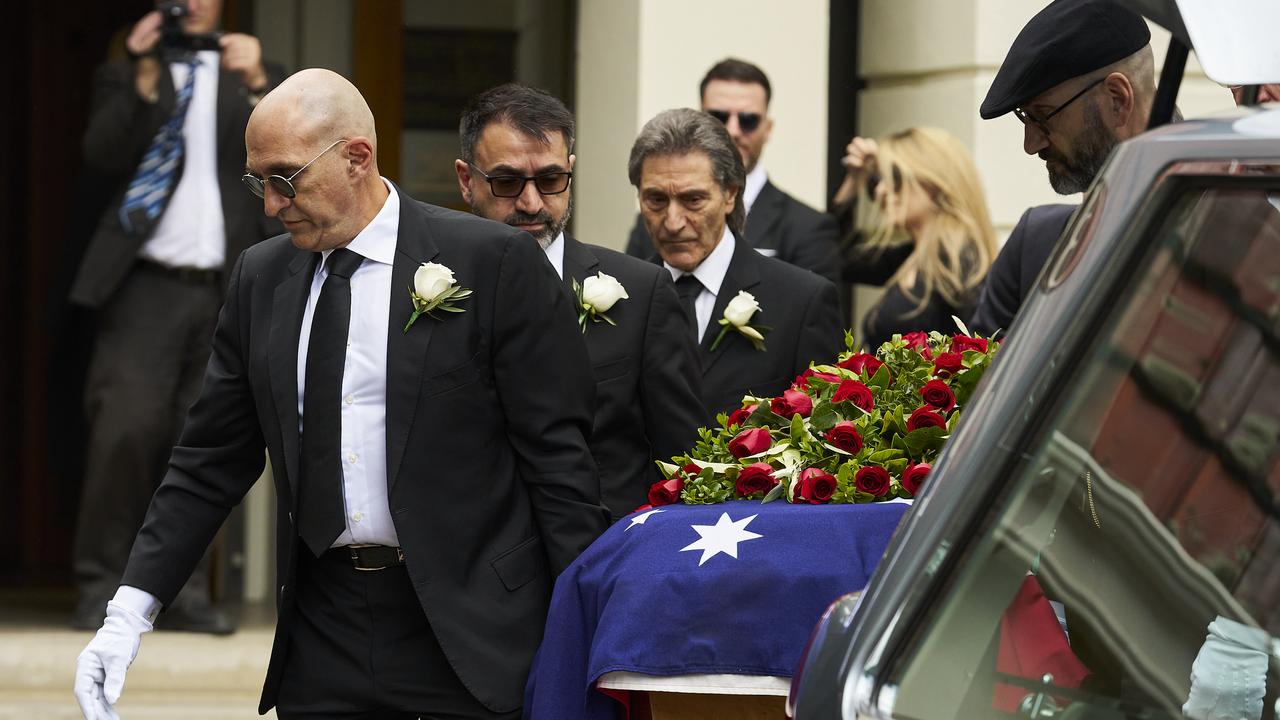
[524,499,911,719]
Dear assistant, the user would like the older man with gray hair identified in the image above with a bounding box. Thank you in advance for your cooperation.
[629,108,842,417]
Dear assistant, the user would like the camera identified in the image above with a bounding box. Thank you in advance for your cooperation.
[157,0,221,55]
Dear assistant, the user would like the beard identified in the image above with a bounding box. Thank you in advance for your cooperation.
[474,194,573,249]
[1041,101,1118,195]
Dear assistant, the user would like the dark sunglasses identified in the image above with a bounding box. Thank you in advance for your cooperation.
[468,162,572,198]
[707,109,763,133]
[241,139,348,199]
[1013,77,1105,135]
[865,165,903,200]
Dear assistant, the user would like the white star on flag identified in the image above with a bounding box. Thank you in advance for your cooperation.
[625,508,665,531]
[680,512,763,565]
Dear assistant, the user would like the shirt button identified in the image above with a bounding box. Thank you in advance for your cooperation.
[345,394,355,405]
[352,512,364,523]
[346,452,358,464]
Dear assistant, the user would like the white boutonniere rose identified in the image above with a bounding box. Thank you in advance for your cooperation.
[404,262,472,332]
[573,271,629,331]
[711,290,769,351]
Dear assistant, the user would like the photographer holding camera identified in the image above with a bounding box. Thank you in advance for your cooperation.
[68,0,283,634]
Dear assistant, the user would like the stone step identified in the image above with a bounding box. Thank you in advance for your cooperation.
[0,625,274,718]
[0,691,272,720]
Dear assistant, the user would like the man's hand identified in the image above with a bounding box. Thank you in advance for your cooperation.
[125,11,164,102]
[833,136,879,205]
[219,33,268,93]
[1182,615,1271,720]
[73,601,153,720]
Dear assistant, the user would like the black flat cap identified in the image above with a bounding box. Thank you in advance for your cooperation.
[980,0,1150,119]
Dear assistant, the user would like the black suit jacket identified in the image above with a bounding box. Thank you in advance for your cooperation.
[71,58,285,307]
[969,203,1076,337]
[694,238,844,417]
[120,188,607,714]
[626,179,841,281]
[561,235,708,519]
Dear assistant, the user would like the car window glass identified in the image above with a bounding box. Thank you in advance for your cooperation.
[884,184,1280,720]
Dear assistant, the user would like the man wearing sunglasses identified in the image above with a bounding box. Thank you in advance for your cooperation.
[67,0,285,636]
[625,58,841,283]
[454,84,707,521]
[74,69,607,720]
[970,0,1154,337]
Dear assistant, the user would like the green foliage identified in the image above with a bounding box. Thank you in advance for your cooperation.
[657,331,1002,506]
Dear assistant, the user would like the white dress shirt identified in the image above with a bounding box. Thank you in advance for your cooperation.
[297,179,400,548]
[664,227,736,341]
[542,231,566,279]
[139,50,226,270]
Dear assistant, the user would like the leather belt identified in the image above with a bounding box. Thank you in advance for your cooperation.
[136,259,222,286]
[332,545,406,571]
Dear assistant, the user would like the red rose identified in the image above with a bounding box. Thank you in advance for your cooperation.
[831,379,875,412]
[796,467,836,504]
[836,352,884,379]
[824,421,864,454]
[950,334,989,354]
[793,368,840,390]
[902,462,931,495]
[735,462,778,497]
[770,389,813,418]
[919,379,956,412]
[855,465,891,497]
[728,427,772,458]
[902,331,930,350]
[681,462,703,477]
[724,404,758,429]
[907,406,947,431]
[933,352,964,377]
[647,476,683,506]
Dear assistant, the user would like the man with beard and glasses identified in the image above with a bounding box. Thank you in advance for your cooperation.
[969,0,1154,337]
[454,84,707,520]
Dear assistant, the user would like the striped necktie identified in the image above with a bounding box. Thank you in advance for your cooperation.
[118,57,200,237]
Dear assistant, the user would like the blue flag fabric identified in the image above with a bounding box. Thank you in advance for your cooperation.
[524,499,911,720]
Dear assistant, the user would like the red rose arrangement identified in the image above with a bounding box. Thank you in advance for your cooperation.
[644,327,999,508]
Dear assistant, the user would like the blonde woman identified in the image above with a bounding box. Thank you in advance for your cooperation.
[833,127,997,346]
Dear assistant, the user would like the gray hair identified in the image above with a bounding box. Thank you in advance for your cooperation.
[627,108,746,238]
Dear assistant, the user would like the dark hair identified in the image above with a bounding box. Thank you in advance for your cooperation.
[627,108,746,238]
[458,83,575,163]
[699,58,772,106]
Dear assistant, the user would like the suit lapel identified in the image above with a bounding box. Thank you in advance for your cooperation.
[700,239,762,373]
[214,68,239,162]
[745,181,784,246]
[268,251,320,506]
[385,189,441,493]
[560,233,600,300]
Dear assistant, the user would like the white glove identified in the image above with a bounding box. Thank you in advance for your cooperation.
[73,599,154,720]
[1183,615,1271,720]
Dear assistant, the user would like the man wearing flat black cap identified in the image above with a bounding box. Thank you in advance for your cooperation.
[970,0,1154,337]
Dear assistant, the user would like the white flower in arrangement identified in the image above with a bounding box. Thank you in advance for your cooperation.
[581,272,629,313]
[711,290,768,351]
[404,262,471,332]
[573,272,628,332]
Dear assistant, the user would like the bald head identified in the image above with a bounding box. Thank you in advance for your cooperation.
[244,69,389,253]
[252,68,378,151]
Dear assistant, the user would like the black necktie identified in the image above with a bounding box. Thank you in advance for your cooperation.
[298,248,364,558]
[674,274,703,341]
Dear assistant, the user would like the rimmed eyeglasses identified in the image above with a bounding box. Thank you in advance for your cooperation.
[467,162,572,198]
[242,139,348,199]
[1013,78,1105,136]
